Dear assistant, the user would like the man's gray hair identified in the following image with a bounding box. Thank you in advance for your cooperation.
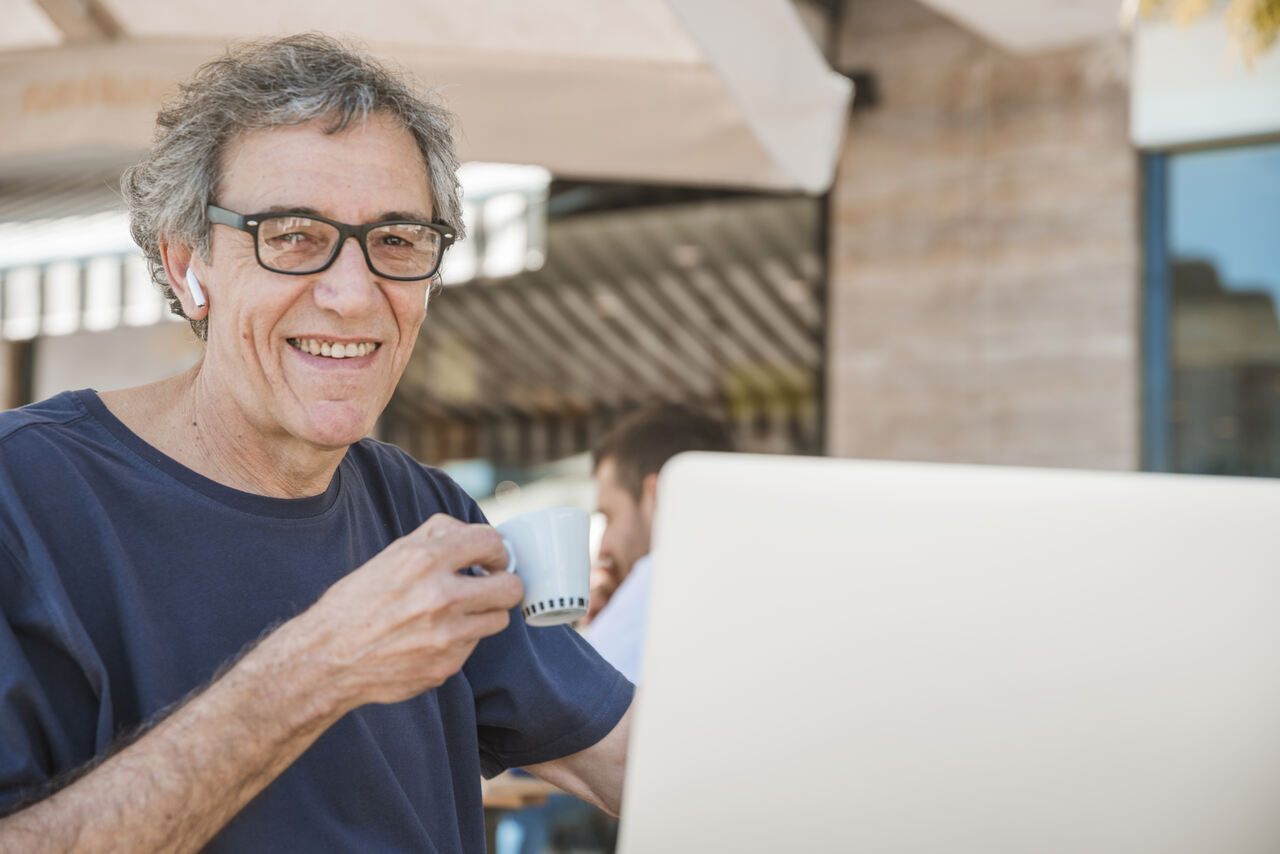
[121,33,465,340]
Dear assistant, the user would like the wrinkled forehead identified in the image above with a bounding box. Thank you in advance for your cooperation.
[214,112,435,217]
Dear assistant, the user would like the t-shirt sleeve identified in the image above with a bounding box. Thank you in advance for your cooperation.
[443,479,634,778]
[0,544,111,812]
[466,618,634,778]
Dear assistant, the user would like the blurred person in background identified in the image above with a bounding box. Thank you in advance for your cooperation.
[584,403,733,684]
[0,35,631,853]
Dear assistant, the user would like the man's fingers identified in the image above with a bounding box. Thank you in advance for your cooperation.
[463,606,514,640]
[445,569,523,615]
[460,525,513,576]
[420,512,467,539]
[405,518,511,578]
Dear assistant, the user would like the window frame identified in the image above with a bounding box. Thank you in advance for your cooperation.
[1142,137,1280,476]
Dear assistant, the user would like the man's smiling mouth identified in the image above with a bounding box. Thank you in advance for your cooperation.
[287,338,381,359]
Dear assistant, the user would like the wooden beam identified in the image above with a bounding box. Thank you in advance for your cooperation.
[33,0,123,43]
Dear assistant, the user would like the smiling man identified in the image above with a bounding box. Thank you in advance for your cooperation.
[0,36,632,853]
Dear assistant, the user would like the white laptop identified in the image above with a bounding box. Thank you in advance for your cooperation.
[617,453,1280,854]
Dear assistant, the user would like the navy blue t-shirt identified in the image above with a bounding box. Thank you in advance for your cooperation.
[0,390,632,852]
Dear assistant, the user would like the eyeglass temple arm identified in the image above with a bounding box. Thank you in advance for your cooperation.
[206,205,248,229]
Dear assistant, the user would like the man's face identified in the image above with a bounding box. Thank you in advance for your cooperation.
[594,456,653,580]
[198,113,434,450]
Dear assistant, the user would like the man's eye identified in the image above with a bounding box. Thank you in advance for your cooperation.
[262,216,329,250]
[265,229,324,249]
[377,234,411,248]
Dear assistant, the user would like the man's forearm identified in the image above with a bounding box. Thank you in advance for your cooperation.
[526,703,632,817]
[0,618,347,854]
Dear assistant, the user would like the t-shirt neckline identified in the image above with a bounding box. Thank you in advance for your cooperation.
[73,388,345,519]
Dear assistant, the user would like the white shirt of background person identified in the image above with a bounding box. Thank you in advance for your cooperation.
[583,553,654,685]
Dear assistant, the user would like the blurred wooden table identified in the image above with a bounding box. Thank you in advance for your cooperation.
[482,772,562,850]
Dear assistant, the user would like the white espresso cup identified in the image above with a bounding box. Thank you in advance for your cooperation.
[494,507,591,626]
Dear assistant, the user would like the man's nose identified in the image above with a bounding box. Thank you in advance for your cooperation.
[313,237,378,313]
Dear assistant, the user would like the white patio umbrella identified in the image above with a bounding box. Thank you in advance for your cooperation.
[0,0,852,192]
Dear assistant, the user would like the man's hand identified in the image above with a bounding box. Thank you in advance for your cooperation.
[581,560,623,626]
[290,513,525,710]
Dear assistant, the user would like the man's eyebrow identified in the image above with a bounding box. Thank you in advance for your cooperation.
[260,205,324,217]
[380,210,436,223]
[258,205,435,222]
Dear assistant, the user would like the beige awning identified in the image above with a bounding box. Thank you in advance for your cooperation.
[0,0,851,192]
[914,0,1120,52]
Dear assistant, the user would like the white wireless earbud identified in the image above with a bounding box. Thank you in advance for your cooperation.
[185,268,207,309]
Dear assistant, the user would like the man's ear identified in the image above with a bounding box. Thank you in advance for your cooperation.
[639,472,660,522]
[159,240,210,320]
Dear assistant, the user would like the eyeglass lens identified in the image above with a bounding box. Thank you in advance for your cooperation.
[258,215,443,278]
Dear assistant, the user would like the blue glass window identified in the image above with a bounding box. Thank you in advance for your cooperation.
[1149,141,1280,476]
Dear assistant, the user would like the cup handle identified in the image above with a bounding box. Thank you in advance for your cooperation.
[469,539,517,576]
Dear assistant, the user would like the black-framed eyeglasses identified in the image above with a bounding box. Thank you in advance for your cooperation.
[206,204,456,282]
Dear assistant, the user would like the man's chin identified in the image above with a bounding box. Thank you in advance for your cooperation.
[299,403,379,448]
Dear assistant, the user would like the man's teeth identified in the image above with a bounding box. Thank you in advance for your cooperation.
[289,338,379,359]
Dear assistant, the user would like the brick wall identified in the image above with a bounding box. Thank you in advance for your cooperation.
[826,0,1140,469]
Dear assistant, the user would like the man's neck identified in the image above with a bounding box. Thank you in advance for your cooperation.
[99,365,346,499]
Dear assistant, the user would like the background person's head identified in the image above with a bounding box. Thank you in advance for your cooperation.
[121,33,465,341]
[591,403,732,578]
